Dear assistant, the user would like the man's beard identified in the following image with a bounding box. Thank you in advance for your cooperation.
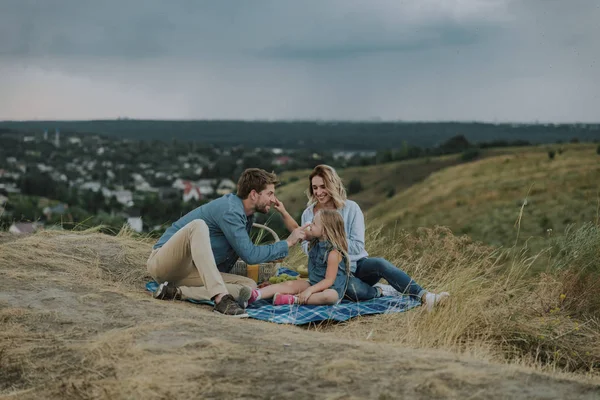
[254,203,270,214]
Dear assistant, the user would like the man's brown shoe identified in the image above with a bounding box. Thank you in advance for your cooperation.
[213,294,248,318]
[153,282,182,300]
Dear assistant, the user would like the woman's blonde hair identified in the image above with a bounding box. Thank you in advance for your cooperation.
[312,210,350,275]
[306,165,347,209]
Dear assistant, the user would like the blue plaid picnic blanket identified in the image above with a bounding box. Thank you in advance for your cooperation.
[145,267,421,324]
[246,296,420,324]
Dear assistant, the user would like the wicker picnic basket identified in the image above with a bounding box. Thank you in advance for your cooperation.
[230,223,281,283]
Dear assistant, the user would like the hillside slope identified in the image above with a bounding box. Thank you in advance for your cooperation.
[1,230,599,399]
[276,154,464,219]
[367,144,600,248]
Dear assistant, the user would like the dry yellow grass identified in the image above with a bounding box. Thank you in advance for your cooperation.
[285,224,600,377]
[1,227,600,399]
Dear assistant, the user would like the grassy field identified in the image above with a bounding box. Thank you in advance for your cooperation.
[275,154,466,219]
[2,144,599,398]
[276,143,599,251]
[366,143,600,250]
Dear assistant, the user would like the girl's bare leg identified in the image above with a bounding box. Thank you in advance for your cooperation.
[258,280,310,300]
[305,289,339,305]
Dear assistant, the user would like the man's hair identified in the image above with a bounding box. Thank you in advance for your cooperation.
[237,168,279,199]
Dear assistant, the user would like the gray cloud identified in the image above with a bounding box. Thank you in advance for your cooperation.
[0,0,598,122]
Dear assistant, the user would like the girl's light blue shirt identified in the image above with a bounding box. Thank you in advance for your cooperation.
[301,199,368,273]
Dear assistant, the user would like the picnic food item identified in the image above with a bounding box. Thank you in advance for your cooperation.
[247,264,259,282]
[257,281,272,289]
[296,266,309,278]
[231,224,280,282]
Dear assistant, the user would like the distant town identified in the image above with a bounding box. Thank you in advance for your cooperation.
[0,127,377,235]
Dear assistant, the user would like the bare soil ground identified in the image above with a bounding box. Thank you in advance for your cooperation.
[1,232,599,399]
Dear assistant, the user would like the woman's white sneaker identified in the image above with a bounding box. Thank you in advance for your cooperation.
[373,283,402,297]
[423,292,450,312]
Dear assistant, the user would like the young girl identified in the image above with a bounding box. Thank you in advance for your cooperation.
[248,210,350,306]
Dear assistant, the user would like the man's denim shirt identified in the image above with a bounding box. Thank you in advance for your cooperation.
[153,193,289,273]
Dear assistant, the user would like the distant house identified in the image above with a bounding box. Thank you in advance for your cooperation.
[0,183,21,194]
[183,184,202,203]
[37,163,54,173]
[333,151,356,161]
[135,182,158,193]
[273,156,292,166]
[172,178,187,190]
[50,171,68,182]
[43,203,72,221]
[174,179,215,199]
[80,181,102,192]
[9,222,41,235]
[217,179,237,196]
[101,187,113,199]
[124,209,143,233]
[114,190,134,206]
[131,173,145,183]
[196,179,216,196]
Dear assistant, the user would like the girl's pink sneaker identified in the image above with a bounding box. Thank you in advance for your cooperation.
[273,293,297,305]
[248,289,260,305]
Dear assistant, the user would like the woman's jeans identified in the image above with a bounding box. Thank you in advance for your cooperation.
[345,257,425,301]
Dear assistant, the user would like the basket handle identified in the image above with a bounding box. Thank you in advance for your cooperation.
[252,223,280,242]
[252,223,281,269]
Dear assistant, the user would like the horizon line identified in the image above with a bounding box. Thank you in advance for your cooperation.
[2,118,600,125]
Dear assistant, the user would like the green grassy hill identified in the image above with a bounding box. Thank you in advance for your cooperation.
[367,143,600,249]
[276,146,531,219]
[276,154,466,219]
[275,144,599,250]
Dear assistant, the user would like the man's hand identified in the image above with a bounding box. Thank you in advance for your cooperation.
[273,196,287,214]
[286,223,310,247]
[297,288,313,304]
[303,224,314,241]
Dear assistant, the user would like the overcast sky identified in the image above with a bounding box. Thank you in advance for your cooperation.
[0,0,598,122]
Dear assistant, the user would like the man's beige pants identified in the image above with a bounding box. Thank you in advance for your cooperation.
[147,219,256,301]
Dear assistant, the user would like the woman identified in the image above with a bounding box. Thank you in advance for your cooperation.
[274,164,449,310]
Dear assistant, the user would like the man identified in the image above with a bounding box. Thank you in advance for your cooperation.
[147,168,307,317]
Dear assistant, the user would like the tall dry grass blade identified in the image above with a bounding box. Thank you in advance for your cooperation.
[513,183,535,248]
[596,191,600,226]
